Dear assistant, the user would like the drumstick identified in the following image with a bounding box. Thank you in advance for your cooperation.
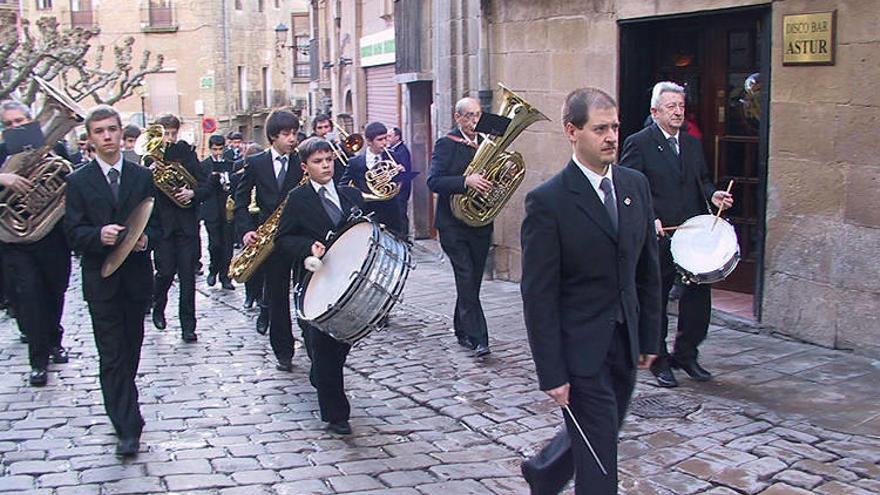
[563,405,608,476]
[661,224,697,232]
[711,179,734,231]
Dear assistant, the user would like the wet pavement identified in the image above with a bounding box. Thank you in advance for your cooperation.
[0,240,877,494]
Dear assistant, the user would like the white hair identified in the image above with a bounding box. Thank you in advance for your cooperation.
[650,81,685,109]
[454,97,479,115]
[0,100,32,119]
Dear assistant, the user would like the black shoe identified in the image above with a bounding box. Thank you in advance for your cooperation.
[473,344,491,357]
[50,346,69,364]
[207,272,217,287]
[29,368,47,387]
[151,307,166,330]
[457,336,475,350]
[182,330,197,343]
[651,363,679,388]
[326,420,352,435]
[674,359,712,382]
[243,295,255,309]
[221,279,235,290]
[256,310,269,335]
[115,437,140,457]
[275,359,293,372]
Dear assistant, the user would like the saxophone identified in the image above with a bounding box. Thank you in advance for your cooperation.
[450,84,549,227]
[0,76,84,244]
[136,124,198,208]
[227,197,287,283]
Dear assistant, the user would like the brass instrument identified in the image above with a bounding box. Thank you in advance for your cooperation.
[332,120,364,159]
[247,188,260,215]
[227,197,287,283]
[225,196,235,222]
[450,84,549,227]
[0,76,84,244]
[360,147,402,202]
[136,124,198,208]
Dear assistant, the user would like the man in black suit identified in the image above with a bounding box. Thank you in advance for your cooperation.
[276,137,365,435]
[64,105,157,457]
[149,114,210,343]
[68,132,90,168]
[427,97,494,357]
[234,110,303,371]
[200,134,235,290]
[310,114,346,184]
[388,126,413,239]
[520,88,662,494]
[341,121,405,235]
[619,81,733,388]
[223,131,244,162]
[0,100,72,387]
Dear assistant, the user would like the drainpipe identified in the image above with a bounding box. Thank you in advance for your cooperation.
[222,0,233,128]
[477,0,492,113]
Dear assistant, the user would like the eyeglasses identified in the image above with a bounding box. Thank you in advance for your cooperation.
[459,112,482,119]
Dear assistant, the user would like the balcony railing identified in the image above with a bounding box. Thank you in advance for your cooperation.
[142,4,178,32]
[70,9,95,29]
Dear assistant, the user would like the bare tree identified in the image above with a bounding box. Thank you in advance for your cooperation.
[0,15,164,106]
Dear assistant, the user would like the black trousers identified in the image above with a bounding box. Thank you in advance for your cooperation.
[368,200,403,236]
[261,251,293,362]
[523,326,635,495]
[438,225,491,347]
[301,323,351,423]
[5,226,70,368]
[245,264,265,303]
[153,232,198,332]
[205,219,234,281]
[658,238,711,366]
[87,296,147,439]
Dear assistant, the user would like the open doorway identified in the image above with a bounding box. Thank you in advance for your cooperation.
[619,6,771,319]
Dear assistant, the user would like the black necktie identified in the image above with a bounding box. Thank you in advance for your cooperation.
[667,136,679,156]
[107,168,120,201]
[599,177,617,234]
[276,155,288,188]
[319,186,342,225]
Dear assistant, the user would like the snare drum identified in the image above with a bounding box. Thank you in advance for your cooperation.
[294,218,412,345]
[670,214,740,285]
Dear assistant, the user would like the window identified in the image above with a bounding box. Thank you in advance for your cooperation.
[234,0,241,10]
[69,0,94,28]
[262,67,270,107]
[257,0,263,12]
[274,0,279,8]
[238,66,247,111]
[291,13,310,79]
[148,0,174,28]
[36,0,53,10]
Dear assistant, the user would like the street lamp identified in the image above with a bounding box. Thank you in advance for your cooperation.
[133,82,149,127]
[274,22,290,57]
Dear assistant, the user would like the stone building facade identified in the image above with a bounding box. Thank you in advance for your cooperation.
[19,0,309,146]
[398,0,879,355]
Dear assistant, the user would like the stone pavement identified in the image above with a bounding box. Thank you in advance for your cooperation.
[0,240,877,494]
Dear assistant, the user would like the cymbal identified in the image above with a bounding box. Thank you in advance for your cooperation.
[101,197,154,278]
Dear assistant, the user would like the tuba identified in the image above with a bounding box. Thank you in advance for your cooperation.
[0,76,84,244]
[227,197,287,283]
[136,124,198,208]
[450,84,549,227]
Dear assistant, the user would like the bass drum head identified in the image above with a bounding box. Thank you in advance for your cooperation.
[301,222,373,320]
[670,214,740,280]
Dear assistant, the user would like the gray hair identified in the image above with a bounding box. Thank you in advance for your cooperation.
[650,81,685,109]
[454,97,479,115]
[0,100,32,119]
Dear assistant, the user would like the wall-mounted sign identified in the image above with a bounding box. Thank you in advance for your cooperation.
[360,28,395,68]
[200,75,215,90]
[783,11,835,65]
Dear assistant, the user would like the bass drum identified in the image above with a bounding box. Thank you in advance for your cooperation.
[294,218,412,345]
[670,214,740,285]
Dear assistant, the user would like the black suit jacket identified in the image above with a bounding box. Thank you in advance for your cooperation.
[427,129,490,233]
[389,141,414,206]
[233,149,303,239]
[153,141,210,238]
[275,182,365,282]
[520,162,662,390]
[64,159,158,302]
[619,124,715,227]
[200,156,233,224]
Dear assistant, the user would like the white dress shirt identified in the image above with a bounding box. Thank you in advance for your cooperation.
[572,154,615,204]
[311,179,341,210]
[96,153,124,186]
[365,149,382,170]
[270,146,289,178]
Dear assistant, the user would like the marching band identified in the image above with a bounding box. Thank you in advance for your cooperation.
[1,77,734,494]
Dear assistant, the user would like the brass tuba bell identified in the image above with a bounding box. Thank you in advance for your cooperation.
[137,124,198,208]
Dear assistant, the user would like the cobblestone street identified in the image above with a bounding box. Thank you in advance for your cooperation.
[0,241,878,494]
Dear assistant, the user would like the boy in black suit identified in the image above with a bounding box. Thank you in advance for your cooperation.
[276,137,365,435]
[234,110,303,371]
[201,134,235,290]
[341,121,405,235]
[64,105,158,457]
[427,97,494,357]
[620,81,734,387]
[149,113,210,343]
[520,88,661,494]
